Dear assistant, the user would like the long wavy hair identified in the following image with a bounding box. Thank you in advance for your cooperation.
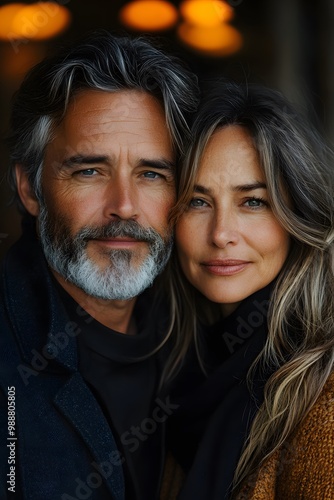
[167,81,334,486]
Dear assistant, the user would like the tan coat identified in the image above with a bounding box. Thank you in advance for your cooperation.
[236,373,334,500]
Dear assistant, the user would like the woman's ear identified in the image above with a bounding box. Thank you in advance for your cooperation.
[15,165,40,216]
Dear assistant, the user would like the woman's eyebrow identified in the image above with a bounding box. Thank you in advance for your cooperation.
[232,182,267,192]
[193,184,212,195]
[193,182,266,195]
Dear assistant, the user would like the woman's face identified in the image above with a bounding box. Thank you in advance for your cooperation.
[176,125,290,316]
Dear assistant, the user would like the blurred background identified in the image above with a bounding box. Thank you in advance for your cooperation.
[0,0,334,258]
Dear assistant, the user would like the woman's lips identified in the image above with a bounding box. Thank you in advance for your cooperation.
[201,259,250,276]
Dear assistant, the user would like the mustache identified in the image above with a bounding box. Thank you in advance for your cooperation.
[75,219,166,245]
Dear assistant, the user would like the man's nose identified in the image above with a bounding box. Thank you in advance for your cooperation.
[103,174,139,221]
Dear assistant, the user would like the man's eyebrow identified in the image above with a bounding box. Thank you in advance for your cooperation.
[61,156,175,170]
[62,155,109,167]
[138,158,176,171]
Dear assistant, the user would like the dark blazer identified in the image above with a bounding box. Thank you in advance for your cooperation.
[0,225,124,500]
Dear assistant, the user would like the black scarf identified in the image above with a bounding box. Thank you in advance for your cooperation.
[168,284,275,500]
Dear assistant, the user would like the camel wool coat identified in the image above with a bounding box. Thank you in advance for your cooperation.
[236,372,334,500]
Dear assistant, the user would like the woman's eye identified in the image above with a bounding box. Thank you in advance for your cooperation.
[189,198,208,208]
[244,197,268,208]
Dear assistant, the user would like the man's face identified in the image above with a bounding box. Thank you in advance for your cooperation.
[37,90,175,300]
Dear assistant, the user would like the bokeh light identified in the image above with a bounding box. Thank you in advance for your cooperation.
[0,2,71,41]
[180,0,234,27]
[0,3,25,40]
[178,23,243,56]
[119,0,178,31]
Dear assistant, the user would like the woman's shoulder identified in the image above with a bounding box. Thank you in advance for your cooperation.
[305,371,334,428]
[276,373,334,500]
[236,372,334,500]
[320,370,334,395]
[274,372,334,498]
[294,370,334,444]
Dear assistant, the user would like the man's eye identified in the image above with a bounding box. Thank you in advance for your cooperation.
[189,198,208,208]
[75,169,97,176]
[142,171,163,179]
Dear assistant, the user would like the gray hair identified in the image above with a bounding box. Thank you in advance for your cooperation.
[7,31,199,214]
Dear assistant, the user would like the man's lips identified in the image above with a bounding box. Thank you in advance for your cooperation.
[201,259,251,276]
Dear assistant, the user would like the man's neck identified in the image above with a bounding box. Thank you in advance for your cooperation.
[52,271,137,334]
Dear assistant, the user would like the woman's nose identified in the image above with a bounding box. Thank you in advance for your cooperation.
[211,209,239,248]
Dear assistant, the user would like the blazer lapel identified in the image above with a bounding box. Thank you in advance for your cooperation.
[54,373,125,500]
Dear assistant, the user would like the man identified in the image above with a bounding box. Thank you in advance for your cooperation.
[0,32,198,500]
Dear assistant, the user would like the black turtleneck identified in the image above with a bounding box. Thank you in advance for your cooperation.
[56,284,169,500]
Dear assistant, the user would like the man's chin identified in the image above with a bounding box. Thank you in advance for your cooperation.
[86,249,148,270]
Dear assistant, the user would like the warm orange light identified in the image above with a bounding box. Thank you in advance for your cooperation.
[0,43,46,78]
[178,23,242,56]
[0,2,71,41]
[0,3,25,40]
[180,0,234,27]
[13,2,71,40]
[120,0,178,31]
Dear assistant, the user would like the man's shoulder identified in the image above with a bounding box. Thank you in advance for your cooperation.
[0,224,69,364]
[1,221,49,295]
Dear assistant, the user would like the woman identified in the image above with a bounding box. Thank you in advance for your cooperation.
[167,82,334,499]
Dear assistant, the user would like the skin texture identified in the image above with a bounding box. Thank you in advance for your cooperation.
[16,90,175,332]
[176,125,290,317]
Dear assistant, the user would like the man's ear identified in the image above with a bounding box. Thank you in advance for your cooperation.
[15,165,40,216]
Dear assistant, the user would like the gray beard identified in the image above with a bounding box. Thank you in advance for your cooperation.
[38,203,173,300]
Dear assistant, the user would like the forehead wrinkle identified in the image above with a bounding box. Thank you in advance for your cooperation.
[77,123,166,139]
